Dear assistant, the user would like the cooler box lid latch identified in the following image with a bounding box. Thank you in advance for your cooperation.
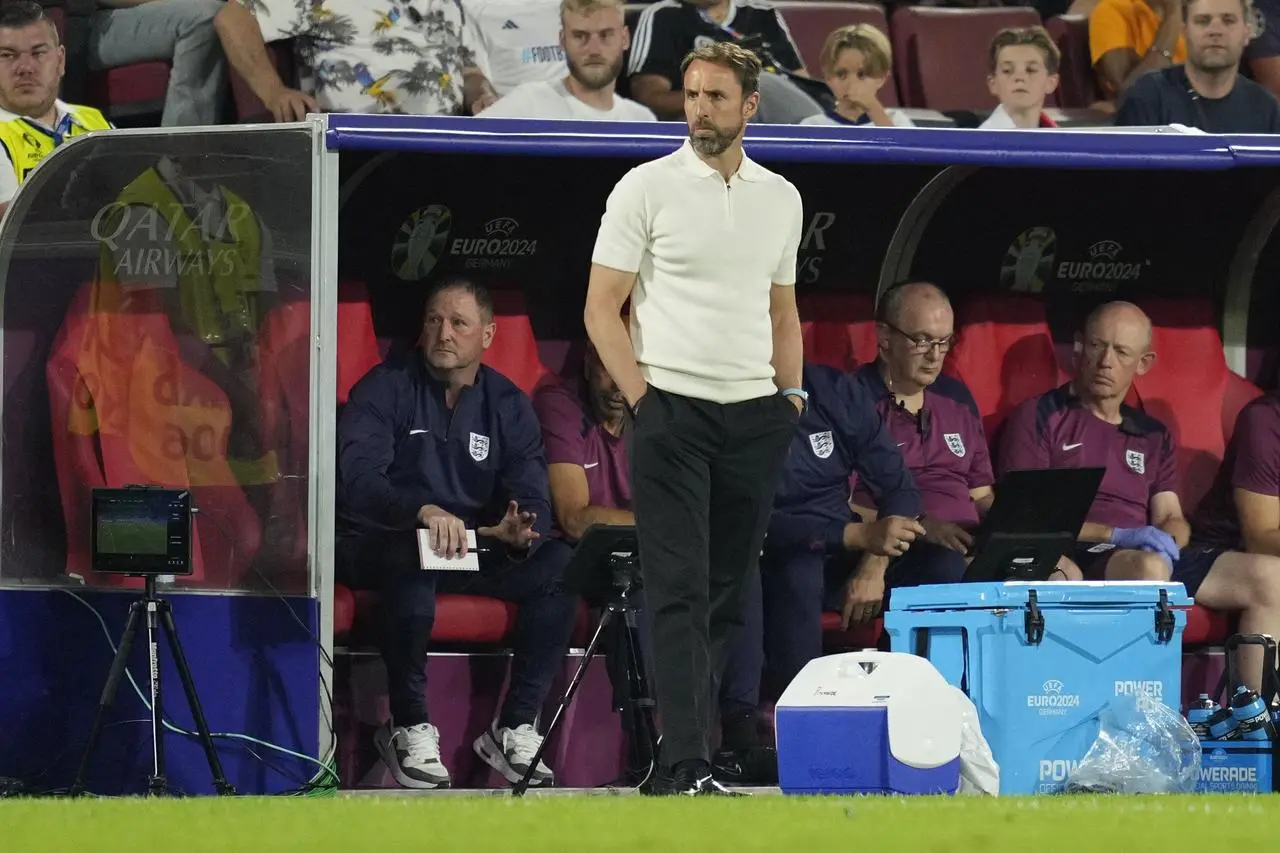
[1155,588,1175,644]
[1025,589,1044,645]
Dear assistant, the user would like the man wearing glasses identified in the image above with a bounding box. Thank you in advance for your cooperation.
[843,282,1008,622]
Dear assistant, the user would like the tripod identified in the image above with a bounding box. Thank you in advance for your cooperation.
[513,552,659,797]
[69,575,235,797]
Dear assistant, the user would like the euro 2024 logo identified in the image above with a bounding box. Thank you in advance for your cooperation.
[391,204,452,282]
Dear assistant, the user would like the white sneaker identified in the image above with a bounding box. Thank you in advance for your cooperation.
[375,721,450,789]
[474,723,554,787]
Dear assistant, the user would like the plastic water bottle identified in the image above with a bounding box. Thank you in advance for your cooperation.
[1230,685,1276,741]
[1208,706,1240,741]
[1186,694,1219,739]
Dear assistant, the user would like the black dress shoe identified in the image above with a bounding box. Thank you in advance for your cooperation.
[643,761,747,796]
[711,746,779,786]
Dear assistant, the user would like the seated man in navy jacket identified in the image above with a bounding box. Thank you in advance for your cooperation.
[336,277,576,791]
[757,360,926,695]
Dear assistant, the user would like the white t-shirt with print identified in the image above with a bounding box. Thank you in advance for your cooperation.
[460,0,564,96]
[242,0,483,116]
[478,79,656,121]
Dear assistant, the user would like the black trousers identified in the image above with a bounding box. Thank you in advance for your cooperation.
[336,533,577,730]
[627,385,797,766]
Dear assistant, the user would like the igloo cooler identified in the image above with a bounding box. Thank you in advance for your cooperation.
[774,650,963,795]
[884,581,1190,795]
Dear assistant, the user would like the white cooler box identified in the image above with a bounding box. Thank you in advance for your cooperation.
[774,650,963,795]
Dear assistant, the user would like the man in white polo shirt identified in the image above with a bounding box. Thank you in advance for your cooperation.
[584,40,805,797]
[478,0,655,121]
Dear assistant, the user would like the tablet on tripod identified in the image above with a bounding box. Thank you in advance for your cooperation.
[963,467,1105,583]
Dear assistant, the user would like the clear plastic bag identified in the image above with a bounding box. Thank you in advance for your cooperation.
[1065,691,1201,794]
[951,686,1000,796]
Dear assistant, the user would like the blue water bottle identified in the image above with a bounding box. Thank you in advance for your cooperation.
[1187,694,1219,740]
[1209,706,1240,741]
[1230,685,1276,741]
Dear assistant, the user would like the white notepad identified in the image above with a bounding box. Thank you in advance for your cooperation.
[417,528,481,572]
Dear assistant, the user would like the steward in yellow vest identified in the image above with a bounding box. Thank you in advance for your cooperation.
[0,2,113,211]
[0,99,110,182]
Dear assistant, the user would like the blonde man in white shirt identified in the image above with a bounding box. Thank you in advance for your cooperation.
[479,0,654,120]
[586,41,804,796]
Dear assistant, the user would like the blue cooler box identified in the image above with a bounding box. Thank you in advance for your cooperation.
[884,582,1190,795]
[775,651,962,796]
[1196,742,1274,793]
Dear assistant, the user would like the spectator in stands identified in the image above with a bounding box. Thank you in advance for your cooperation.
[627,0,825,123]
[336,277,576,790]
[798,24,914,128]
[462,0,566,96]
[980,26,1062,128]
[478,0,655,120]
[1091,0,1187,99]
[0,2,110,218]
[998,302,1185,581]
[1115,0,1280,131]
[226,0,498,116]
[533,344,773,787]
[89,0,227,126]
[1244,0,1280,97]
[758,360,925,689]
[1184,392,1280,689]
[211,1,315,121]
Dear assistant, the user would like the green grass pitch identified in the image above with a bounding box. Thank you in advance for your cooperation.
[3,794,1277,852]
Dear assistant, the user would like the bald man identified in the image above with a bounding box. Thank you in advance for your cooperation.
[999,301,1185,581]
[999,301,1280,687]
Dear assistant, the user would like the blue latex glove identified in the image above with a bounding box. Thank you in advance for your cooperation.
[1110,526,1181,566]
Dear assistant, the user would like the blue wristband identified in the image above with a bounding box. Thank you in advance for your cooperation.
[782,387,808,400]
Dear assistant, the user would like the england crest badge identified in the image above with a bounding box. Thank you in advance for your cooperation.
[944,433,966,458]
[469,432,490,462]
[809,431,834,459]
[1126,449,1145,475]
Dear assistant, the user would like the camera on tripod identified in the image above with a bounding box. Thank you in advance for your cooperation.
[72,486,233,797]
[512,525,657,796]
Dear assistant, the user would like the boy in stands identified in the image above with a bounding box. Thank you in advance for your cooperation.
[799,24,914,128]
[980,27,1062,129]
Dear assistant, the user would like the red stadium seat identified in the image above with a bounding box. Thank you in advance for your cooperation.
[1129,300,1259,650]
[484,289,549,395]
[1132,299,1262,514]
[773,1,899,106]
[947,295,1068,437]
[799,291,877,371]
[1183,602,1236,647]
[256,281,383,574]
[86,62,171,120]
[229,41,299,122]
[890,7,1041,110]
[1045,15,1100,109]
[47,282,263,589]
